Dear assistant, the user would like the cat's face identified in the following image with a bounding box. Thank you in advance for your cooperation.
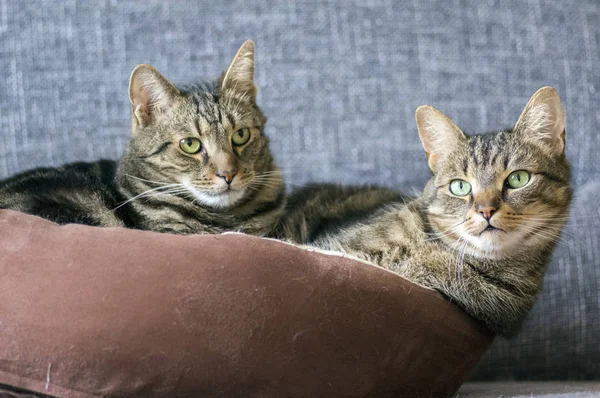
[121,40,281,209]
[417,87,572,259]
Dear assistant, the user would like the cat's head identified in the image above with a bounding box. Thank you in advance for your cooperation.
[417,87,572,259]
[119,40,282,209]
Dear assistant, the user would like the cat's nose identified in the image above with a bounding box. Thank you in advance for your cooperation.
[475,191,500,221]
[478,205,497,221]
[216,169,238,185]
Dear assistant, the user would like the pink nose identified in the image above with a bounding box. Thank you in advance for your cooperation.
[216,169,238,184]
[478,206,497,221]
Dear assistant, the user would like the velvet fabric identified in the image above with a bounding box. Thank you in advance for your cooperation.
[0,210,493,397]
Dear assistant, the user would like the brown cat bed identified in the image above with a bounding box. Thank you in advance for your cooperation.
[0,210,493,398]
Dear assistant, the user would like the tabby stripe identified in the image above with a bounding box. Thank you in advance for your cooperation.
[239,190,286,221]
[226,112,235,127]
[140,198,236,227]
[537,171,568,184]
[214,94,223,124]
[192,93,201,115]
[467,263,518,293]
[482,139,492,166]
[139,142,170,158]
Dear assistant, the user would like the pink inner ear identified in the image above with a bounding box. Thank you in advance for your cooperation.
[134,104,147,116]
[132,84,151,108]
[133,97,152,126]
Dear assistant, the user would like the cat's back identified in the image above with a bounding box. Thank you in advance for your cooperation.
[0,160,128,227]
[277,183,410,243]
[313,199,429,265]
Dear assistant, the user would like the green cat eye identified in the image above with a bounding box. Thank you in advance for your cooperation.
[506,170,530,189]
[449,179,472,197]
[232,128,251,146]
[179,137,202,154]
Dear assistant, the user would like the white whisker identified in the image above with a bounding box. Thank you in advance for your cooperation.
[113,184,182,210]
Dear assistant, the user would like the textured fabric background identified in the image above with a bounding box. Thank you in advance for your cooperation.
[0,0,598,380]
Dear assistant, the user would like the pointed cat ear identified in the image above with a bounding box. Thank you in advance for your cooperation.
[513,86,565,155]
[220,40,257,100]
[415,105,467,172]
[129,64,180,128]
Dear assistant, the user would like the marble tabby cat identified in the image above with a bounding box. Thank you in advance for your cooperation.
[0,41,285,235]
[278,87,572,335]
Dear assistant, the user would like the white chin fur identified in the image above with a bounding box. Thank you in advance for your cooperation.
[462,233,506,258]
[182,178,245,208]
[459,226,530,259]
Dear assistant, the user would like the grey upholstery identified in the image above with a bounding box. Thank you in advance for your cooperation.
[0,0,598,380]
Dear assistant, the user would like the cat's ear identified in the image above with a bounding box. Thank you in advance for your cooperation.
[513,86,565,155]
[129,64,180,128]
[220,40,256,101]
[415,105,467,172]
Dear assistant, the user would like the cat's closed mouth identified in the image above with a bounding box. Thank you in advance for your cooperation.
[480,225,504,235]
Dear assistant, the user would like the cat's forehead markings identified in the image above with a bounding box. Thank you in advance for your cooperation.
[476,170,498,189]
[225,112,236,129]
[216,100,223,124]
[194,119,204,137]
[196,118,213,137]
[462,156,469,175]
[191,91,219,126]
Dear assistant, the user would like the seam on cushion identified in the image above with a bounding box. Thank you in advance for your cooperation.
[0,370,97,398]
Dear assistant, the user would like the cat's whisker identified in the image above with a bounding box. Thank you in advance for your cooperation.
[447,235,466,280]
[519,212,597,221]
[254,170,284,176]
[248,182,285,191]
[113,184,182,210]
[138,188,192,205]
[247,175,283,184]
[532,225,578,241]
[505,216,573,222]
[521,224,580,252]
[250,176,284,182]
[123,174,173,186]
[502,215,588,229]
[424,220,466,242]
[131,187,190,204]
[456,238,470,282]
[250,177,283,184]
[247,184,286,194]
[512,217,589,228]
[246,177,286,192]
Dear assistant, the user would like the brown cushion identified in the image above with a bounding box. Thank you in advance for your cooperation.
[0,210,494,397]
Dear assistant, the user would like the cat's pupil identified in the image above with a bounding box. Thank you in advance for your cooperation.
[187,138,193,147]
[459,182,463,189]
[238,130,243,137]
[516,174,521,181]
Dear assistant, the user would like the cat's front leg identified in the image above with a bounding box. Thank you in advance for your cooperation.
[150,221,217,235]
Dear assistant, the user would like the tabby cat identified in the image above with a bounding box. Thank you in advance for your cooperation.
[278,87,571,335]
[0,40,285,235]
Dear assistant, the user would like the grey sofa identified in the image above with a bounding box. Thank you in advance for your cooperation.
[1,0,598,394]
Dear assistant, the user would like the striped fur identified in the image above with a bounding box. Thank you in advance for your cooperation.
[0,41,285,236]
[279,87,572,335]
